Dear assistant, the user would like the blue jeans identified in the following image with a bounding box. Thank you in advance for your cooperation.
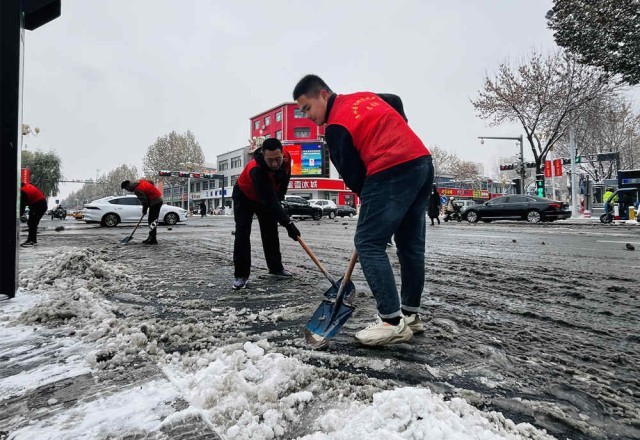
[355,156,433,319]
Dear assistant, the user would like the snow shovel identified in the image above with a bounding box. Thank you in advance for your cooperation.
[296,237,355,299]
[304,251,358,350]
[120,213,145,244]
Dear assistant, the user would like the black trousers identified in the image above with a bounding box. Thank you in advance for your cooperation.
[27,199,48,243]
[232,186,284,279]
[147,203,162,239]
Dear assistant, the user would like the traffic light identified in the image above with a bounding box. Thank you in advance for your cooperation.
[158,170,173,177]
[525,162,537,169]
[499,164,515,171]
[535,174,545,197]
[562,158,571,165]
[178,171,190,178]
[575,156,582,164]
[512,178,522,194]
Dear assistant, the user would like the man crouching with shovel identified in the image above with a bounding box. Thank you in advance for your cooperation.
[232,138,301,290]
[121,179,163,245]
[294,74,433,346]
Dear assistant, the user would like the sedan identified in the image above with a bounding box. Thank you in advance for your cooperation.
[309,199,338,219]
[82,195,188,227]
[282,196,323,220]
[336,205,357,218]
[464,195,571,224]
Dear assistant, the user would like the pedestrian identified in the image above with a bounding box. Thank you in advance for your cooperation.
[120,179,163,244]
[428,185,442,225]
[199,201,207,218]
[19,182,48,247]
[293,74,433,346]
[232,138,300,290]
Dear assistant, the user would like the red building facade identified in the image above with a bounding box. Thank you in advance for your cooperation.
[249,103,325,144]
[249,103,359,207]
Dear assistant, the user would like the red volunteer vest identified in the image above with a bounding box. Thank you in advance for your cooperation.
[137,180,162,202]
[22,183,46,205]
[237,151,291,202]
[327,92,430,176]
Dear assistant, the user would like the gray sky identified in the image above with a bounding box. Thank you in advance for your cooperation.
[24,0,576,200]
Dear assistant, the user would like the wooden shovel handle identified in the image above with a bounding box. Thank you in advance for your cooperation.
[297,237,339,289]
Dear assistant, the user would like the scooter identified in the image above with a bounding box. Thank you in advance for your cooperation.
[51,206,67,220]
[443,205,463,222]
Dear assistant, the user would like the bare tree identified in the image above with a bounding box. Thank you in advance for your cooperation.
[555,95,640,181]
[472,51,620,174]
[429,145,456,181]
[143,130,205,178]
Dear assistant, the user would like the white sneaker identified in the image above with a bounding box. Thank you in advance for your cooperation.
[403,314,424,334]
[355,317,413,346]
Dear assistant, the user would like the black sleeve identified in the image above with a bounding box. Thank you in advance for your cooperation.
[250,167,291,226]
[378,93,408,122]
[276,169,291,201]
[325,125,366,195]
[20,190,27,216]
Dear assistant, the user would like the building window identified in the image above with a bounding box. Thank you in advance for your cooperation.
[265,116,271,126]
[219,160,229,171]
[230,156,242,168]
[264,134,271,139]
[294,127,311,138]
[254,120,260,129]
[276,130,282,140]
[202,181,209,190]
[294,108,305,118]
[230,175,240,186]
[275,111,282,122]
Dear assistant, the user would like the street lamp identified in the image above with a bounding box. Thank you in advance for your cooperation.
[478,135,525,195]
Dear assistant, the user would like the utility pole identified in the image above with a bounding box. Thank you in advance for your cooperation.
[569,124,579,217]
[479,135,525,195]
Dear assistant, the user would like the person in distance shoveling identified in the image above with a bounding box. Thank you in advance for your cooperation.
[232,138,300,290]
[294,74,433,346]
[121,179,163,245]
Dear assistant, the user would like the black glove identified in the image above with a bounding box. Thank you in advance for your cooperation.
[142,206,148,216]
[285,222,300,241]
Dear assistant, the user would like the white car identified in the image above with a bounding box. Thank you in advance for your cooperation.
[309,199,338,219]
[82,195,188,227]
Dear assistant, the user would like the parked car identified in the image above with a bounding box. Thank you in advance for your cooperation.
[454,199,476,213]
[82,195,188,227]
[282,195,322,220]
[464,195,571,224]
[309,199,338,219]
[336,205,357,218]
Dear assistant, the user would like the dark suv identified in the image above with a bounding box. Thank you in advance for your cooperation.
[282,196,323,220]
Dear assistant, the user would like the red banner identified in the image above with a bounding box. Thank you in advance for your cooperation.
[439,188,490,199]
[544,160,552,178]
[21,168,30,184]
[553,158,563,177]
[288,178,350,191]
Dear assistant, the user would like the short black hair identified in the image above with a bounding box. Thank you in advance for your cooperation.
[293,74,332,100]
[261,138,283,152]
[121,180,130,189]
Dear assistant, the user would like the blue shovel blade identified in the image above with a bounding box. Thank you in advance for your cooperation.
[323,278,356,301]
[305,299,355,339]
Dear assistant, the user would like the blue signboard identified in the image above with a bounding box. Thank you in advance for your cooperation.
[301,143,322,175]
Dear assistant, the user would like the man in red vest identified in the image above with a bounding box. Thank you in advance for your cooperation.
[121,179,164,244]
[232,138,300,290]
[19,182,48,247]
[293,74,433,346]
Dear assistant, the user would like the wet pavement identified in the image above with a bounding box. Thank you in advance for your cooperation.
[2,215,640,439]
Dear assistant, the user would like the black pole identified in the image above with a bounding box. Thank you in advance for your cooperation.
[0,0,22,299]
[1,0,60,300]
[220,177,225,208]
